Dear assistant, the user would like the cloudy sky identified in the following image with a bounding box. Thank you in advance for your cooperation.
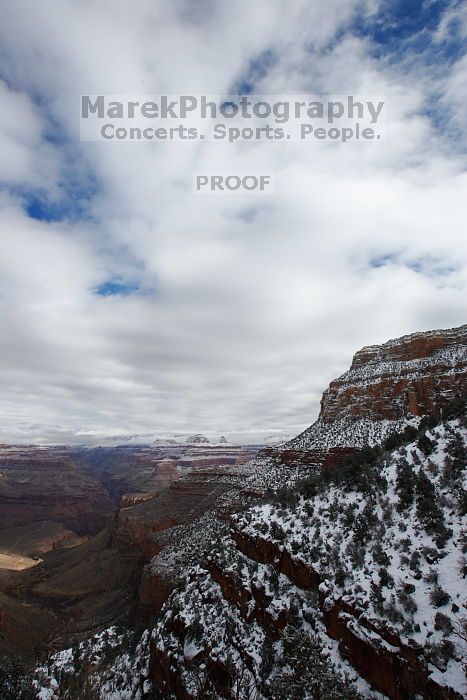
[0,0,466,444]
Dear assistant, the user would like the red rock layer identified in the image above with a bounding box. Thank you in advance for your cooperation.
[319,325,467,423]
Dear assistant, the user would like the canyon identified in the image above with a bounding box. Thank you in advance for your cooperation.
[0,439,259,658]
[3,323,467,699]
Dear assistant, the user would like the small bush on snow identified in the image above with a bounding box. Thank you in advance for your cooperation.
[429,585,451,608]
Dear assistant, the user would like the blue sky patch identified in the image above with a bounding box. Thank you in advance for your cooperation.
[352,0,464,61]
[25,194,70,222]
[94,280,140,297]
[18,179,99,223]
[232,49,276,94]
[350,0,466,65]
[355,0,451,43]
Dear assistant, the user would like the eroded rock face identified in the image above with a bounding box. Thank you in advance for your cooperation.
[137,564,174,623]
[320,325,467,422]
[186,434,210,445]
[0,446,113,534]
[152,523,463,700]
[291,324,467,449]
[109,445,261,625]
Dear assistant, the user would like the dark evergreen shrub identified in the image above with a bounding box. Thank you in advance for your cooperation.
[434,612,453,636]
[417,434,434,456]
[270,626,362,699]
[429,585,450,607]
[395,458,415,511]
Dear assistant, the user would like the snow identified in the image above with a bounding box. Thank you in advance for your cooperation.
[31,404,466,699]
[34,627,152,700]
[232,418,467,697]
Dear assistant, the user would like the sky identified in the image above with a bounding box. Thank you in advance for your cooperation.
[0,0,466,444]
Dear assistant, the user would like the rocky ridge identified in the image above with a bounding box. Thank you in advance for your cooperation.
[32,323,467,699]
[290,324,467,451]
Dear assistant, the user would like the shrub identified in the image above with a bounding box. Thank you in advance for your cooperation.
[353,502,378,545]
[385,601,404,623]
[379,567,394,589]
[427,639,456,671]
[417,434,434,456]
[270,626,362,700]
[290,540,300,556]
[342,504,356,530]
[415,469,445,536]
[260,636,275,681]
[383,425,418,452]
[430,585,450,608]
[346,541,365,568]
[442,395,466,421]
[434,612,453,636]
[395,458,415,511]
[396,588,417,614]
[458,490,467,517]
[442,433,466,483]
[424,568,438,584]
[0,656,36,700]
[335,564,347,588]
[409,550,422,577]
[370,582,385,615]
[434,525,453,549]
[271,521,286,541]
[398,537,411,553]
[373,542,391,567]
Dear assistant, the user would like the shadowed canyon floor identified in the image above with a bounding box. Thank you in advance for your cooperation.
[0,441,260,657]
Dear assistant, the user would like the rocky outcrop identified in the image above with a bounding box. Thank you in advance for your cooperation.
[137,564,175,623]
[322,601,462,700]
[206,556,286,638]
[326,325,467,421]
[290,324,467,449]
[278,445,359,470]
[232,530,321,591]
[118,492,157,509]
[186,434,210,445]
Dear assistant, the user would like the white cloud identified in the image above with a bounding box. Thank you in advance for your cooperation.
[0,0,465,443]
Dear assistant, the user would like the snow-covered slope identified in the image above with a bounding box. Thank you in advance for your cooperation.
[34,413,465,700]
[136,414,465,700]
[34,627,152,700]
[29,324,467,700]
[233,417,467,698]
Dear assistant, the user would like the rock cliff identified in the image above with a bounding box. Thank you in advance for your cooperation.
[290,324,467,450]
